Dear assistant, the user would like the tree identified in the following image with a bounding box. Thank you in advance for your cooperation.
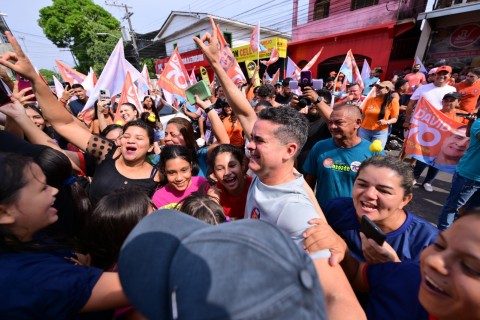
[38,69,61,83]
[38,0,122,74]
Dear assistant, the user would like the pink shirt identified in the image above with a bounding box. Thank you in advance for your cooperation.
[152,176,208,209]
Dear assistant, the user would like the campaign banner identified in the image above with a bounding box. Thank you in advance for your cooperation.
[200,66,210,85]
[405,98,470,174]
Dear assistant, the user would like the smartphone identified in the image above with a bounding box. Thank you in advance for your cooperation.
[17,74,36,102]
[185,80,211,105]
[99,89,111,101]
[360,215,386,246]
[62,82,71,90]
[0,80,11,106]
[299,70,312,88]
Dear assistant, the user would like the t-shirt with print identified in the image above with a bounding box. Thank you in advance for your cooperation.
[303,138,383,208]
[244,174,330,261]
[454,80,480,113]
[361,96,399,131]
[410,83,456,110]
[152,176,208,209]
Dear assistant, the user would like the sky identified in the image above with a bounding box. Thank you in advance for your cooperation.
[2,0,294,71]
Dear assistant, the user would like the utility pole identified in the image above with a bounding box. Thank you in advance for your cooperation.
[105,1,141,69]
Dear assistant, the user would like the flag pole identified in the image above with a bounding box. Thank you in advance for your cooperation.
[257,22,260,66]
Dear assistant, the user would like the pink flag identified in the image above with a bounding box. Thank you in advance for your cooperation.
[260,47,279,66]
[338,50,364,90]
[156,47,191,102]
[114,71,143,124]
[55,60,86,85]
[83,38,142,111]
[302,47,324,71]
[217,25,247,85]
[271,68,280,84]
[189,67,197,85]
[286,57,301,80]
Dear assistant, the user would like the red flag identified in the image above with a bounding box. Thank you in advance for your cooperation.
[189,66,197,85]
[217,25,247,85]
[55,60,86,84]
[260,47,279,66]
[302,47,324,71]
[114,72,143,124]
[156,47,190,101]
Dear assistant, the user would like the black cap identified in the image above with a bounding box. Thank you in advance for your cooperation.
[443,92,461,100]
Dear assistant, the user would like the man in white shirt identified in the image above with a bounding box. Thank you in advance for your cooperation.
[404,65,456,129]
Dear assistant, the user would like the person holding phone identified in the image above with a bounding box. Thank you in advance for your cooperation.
[312,156,438,264]
[61,84,88,117]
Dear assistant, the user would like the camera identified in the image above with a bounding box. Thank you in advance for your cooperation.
[456,109,480,120]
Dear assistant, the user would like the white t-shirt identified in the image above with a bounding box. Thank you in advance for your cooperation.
[411,83,456,110]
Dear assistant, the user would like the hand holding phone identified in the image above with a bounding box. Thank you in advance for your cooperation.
[360,215,386,246]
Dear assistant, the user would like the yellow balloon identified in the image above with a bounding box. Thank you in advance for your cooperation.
[369,140,383,152]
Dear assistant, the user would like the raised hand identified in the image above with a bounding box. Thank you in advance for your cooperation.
[0,32,38,81]
[193,17,220,67]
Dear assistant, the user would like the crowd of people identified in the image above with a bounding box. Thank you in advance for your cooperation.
[0,15,479,319]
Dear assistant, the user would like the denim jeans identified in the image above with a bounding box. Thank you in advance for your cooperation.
[438,172,480,230]
[358,128,388,148]
[413,161,439,185]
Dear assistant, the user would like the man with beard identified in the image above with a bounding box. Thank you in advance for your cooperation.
[275,77,293,105]
[294,89,332,174]
[454,67,480,113]
[404,63,426,96]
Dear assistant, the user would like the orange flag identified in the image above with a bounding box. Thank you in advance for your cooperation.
[156,47,190,101]
[217,25,246,85]
[55,60,86,84]
[113,72,143,124]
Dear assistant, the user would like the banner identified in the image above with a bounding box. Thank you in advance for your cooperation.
[200,66,210,85]
[231,37,287,63]
[361,58,371,81]
[217,25,246,85]
[286,57,301,80]
[156,47,191,103]
[405,98,470,174]
[113,71,143,124]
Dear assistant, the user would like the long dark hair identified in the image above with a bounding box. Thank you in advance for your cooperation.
[84,189,151,270]
[167,117,198,151]
[218,97,238,124]
[158,145,199,186]
[378,90,394,121]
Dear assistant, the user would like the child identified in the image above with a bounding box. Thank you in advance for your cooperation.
[152,145,208,209]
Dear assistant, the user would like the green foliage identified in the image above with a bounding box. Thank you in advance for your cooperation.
[38,69,61,83]
[38,0,122,74]
[140,58,156,78]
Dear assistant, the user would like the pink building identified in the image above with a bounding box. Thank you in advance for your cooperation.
[288,0,428,80]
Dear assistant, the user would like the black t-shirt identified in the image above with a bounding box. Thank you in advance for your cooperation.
[275,93,293,105]
[297,117,331,175]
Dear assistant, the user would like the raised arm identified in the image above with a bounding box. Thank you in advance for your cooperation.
[193,18,257,140]
[0,32,92,151]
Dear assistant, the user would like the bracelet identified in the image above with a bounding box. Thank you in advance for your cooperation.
[204,105,214,114]
[59,98,67,104]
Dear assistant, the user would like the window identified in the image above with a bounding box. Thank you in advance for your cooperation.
[195,34,201,49]
[313,0,330,20]
[223,32,232,48]
[351,0,379,11]
[173,43,177,50]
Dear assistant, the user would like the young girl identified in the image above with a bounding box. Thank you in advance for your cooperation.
[208,144,252,220]
[218,97,244,148]
[0,153,127,318]
[152,145,208,209]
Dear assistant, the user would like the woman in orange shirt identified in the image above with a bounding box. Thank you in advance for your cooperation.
[358,81,399,148]
[218,97,244,148]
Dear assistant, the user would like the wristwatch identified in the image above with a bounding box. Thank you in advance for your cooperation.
[315,96,323,104]
[204,105,215,114]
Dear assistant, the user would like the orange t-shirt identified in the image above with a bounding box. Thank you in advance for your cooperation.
[441,109,469,124]
[454,81,480,113]
[361,96,400,131]
[222,117,244,147]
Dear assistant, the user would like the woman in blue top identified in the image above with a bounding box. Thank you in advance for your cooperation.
[323,155,438,263]
[0,153,128,319]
